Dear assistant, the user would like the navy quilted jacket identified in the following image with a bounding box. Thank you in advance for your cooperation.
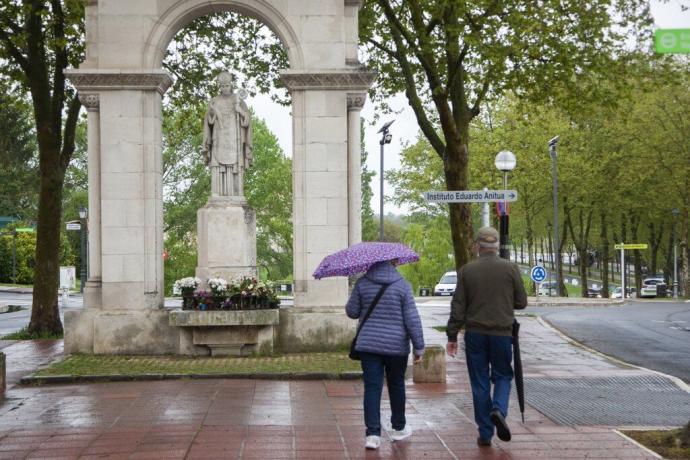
[346,261,425,357]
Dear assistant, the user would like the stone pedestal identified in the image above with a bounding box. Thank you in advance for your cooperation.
[277,307,355,353]
[413,345,446,383]
[170,310,279,356]
[196,200,257,283]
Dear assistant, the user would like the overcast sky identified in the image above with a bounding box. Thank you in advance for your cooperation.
[247,1,690,216]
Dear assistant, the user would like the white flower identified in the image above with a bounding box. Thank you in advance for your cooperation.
[173,277,201,295]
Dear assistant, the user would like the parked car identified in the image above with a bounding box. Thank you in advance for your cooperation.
[640,277,667,298]
[611,287,636,299]
[434,271,457,296]
[586,287,602,298]
[537,282,558,297]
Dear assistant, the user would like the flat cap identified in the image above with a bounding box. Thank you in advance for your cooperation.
[475,226,499,248]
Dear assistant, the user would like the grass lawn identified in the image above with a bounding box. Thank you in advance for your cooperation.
[623,428,690,459]
[1,327,63,340]
[35,352,361,377]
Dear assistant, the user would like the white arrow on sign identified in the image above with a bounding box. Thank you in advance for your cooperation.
[423,190,518,203]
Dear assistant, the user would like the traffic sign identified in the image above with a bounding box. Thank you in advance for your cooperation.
[66,222,81,231]
[614,243,648,250]
[655,29,690,54]
[530,266,547,283]
[424,190,518,203]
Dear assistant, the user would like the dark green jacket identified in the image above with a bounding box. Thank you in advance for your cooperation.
[447,253,528,340]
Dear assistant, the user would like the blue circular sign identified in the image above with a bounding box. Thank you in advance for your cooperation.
[530,266,547,283]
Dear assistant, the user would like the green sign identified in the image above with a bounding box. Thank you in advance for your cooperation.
[655,29,690,54]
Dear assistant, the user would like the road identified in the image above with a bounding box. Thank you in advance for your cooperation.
[536,300,690,384]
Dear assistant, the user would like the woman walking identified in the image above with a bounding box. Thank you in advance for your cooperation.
[346,260,425,450]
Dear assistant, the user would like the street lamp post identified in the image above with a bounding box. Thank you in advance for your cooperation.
[548,136,561,296]
[672,208,680,299]
[79,206,88,294]
[377,120,394,241]
[494,151,516,260]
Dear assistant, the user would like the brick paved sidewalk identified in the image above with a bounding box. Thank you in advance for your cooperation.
[0,314,658,459]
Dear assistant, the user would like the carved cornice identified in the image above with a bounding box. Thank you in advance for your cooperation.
[78,93,100,111]
[347,92,367,111]
[65,70,174,95]
[279,70,376,91]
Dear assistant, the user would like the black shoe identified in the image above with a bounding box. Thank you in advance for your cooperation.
[477,437,492,447]
[490,409,511,442]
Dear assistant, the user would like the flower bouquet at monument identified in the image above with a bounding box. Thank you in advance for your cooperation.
[229,275,279,310]
[174,277,201,309]
[207,277,229,309]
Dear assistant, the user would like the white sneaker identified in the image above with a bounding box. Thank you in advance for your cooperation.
[390,425,412,441]
[365,435,381,449]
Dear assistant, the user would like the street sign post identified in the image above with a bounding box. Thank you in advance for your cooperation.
[615,243,648,299]
[655,29,690,54]
[530,266,547,283]
[423,190,518,203]
[614,243,648,250]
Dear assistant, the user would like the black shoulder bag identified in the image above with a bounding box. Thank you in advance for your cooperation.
[349,283,391,361]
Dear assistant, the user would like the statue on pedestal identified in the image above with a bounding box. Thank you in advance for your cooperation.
[203,71,253,198]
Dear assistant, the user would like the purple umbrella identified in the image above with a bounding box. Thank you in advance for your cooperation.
[313,242,420,279]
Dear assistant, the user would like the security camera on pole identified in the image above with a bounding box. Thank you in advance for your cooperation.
[495,151,516,260]
[548,136,562,296]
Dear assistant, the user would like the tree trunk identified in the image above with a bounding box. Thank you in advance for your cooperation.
[600,211,609,297]
[578,247,589,297]
[681,208,689,297]
[444,134,472,271]
[648,222,664,276]
[630,215,642,293]
[28,143,65,335]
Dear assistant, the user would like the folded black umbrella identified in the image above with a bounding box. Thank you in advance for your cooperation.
[512,319,525,423]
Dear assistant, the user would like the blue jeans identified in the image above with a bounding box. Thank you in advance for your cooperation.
[464,330,514,440]
[360,352,408,436]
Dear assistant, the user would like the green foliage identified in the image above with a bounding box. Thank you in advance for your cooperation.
[245,118,293,280]
[0,82,38,220]
[0,231,72,284]
[398,215,453,292]
[361,120,378,242]
[164,12,288,107]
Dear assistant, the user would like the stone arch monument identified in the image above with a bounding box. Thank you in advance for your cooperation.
[65,0,375,354]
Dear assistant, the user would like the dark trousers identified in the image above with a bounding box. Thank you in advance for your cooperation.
[464,330,514,440]
[360,352,408,436]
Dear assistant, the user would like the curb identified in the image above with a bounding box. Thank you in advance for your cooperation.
[537,316,690,393]
[613,430,663,459]
[20,371,363,385]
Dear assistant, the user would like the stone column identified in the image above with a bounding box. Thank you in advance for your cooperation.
[347,93,366,246]
[64,70,175,354]
[278,70,375,352]
[79,93,102,309]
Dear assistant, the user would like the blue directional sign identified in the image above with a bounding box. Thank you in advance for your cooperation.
[530,265,547,283]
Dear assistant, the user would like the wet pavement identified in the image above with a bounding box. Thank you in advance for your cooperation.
[0,311,662,459]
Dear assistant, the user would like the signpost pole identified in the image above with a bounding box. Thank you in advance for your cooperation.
[620,245,625,299]
[11,230,17,285]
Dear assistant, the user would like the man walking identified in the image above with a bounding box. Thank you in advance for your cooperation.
[446,227,528,446]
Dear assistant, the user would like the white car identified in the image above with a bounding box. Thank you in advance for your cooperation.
[537,282,558,297]
[640,278,666,298]
[434,271,457,296]
[611,286,636,299]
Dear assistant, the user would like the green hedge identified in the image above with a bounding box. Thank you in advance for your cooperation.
[0,231,75,284]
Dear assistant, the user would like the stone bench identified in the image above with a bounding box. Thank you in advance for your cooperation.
[169,310,279,357]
